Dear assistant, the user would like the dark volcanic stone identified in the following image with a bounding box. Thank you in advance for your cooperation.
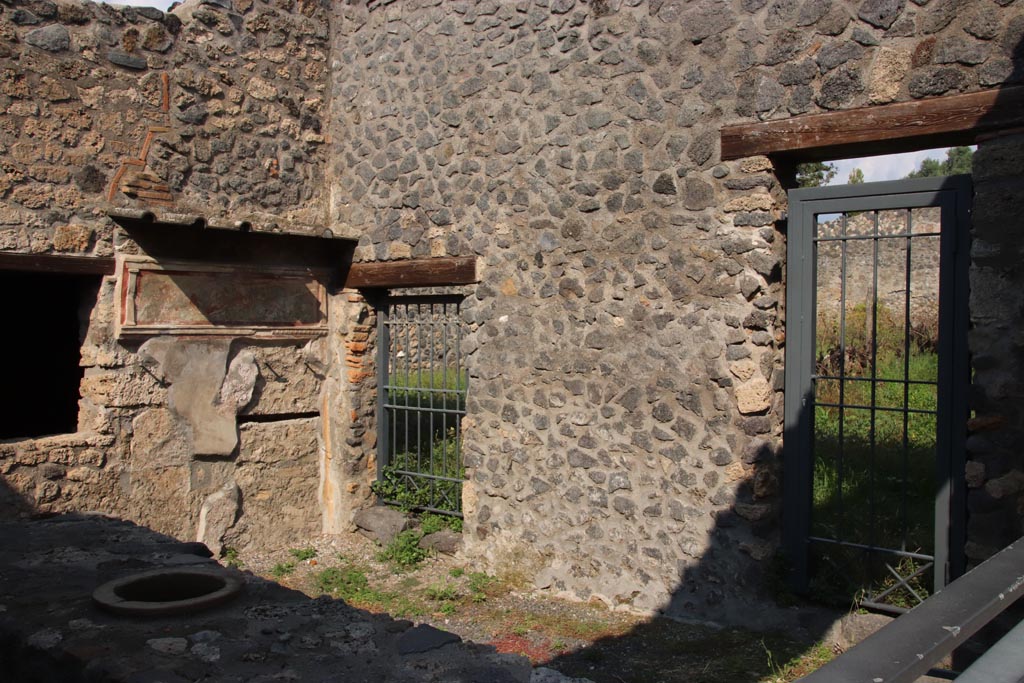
[108,49,148,70]
[857,0,905,30]
[25,24,70,52]
[397,624,461,654]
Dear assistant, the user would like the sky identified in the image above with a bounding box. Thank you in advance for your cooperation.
[829,149,951,185]
[109,0,950,186]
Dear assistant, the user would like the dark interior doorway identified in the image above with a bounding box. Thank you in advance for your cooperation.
[0,270,101,440]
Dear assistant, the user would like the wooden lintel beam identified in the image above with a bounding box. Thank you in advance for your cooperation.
[721,86,1024,161]
[344,256,478,289]
[0,252,115,276]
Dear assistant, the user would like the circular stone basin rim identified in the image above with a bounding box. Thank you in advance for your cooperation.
[93,568,243,617]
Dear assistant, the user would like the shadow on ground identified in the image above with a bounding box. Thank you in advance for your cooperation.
[0,477,532,683]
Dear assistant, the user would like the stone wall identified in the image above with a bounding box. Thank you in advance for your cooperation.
[965,131,1024,565]
[0,0,1022,625]
[329,0,1024,621]
[815,209,942,329]
[0,0,349,555]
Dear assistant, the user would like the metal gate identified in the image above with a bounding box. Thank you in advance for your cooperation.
[376,295,467,517]
[784,176,970,613]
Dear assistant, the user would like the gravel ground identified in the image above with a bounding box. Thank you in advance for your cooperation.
[226,531,825,683]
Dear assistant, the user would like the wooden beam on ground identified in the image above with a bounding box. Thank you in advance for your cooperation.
[0,252,116,276]
[344,256,478,289]
[721,86,1024,161]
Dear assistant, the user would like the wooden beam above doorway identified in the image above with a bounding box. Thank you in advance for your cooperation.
[0,252,116,276]
[721,86,1024,162]
[343,256,478,289]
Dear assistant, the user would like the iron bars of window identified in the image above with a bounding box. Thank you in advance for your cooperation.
[376,295,467,517]
[810,207,941,614]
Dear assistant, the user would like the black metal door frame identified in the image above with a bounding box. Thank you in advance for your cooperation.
[784,176,971,607]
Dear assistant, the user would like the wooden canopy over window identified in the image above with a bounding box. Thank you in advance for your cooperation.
[721,86,1024,162]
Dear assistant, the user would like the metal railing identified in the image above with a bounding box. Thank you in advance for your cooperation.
[798,537,1024,682]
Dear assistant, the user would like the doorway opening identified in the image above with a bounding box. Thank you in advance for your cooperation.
[0,270,101,440]
[784,175,971,614]
[375,294,468,518]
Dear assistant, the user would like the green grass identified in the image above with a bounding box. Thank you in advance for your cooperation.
[378,364,468,517]
[270,561,296,579]
[315,567,371,600]
[376,529,429,569]
[222,547,243,569]
[810,303,940,608]
[425,582,459,601]
[387,367,467,392]
[289,547,317,562]
[313,565,427,617]
[420,512,462,534]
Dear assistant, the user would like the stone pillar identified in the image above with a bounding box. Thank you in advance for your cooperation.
[321,291,378,534]
[966,132,1024,564]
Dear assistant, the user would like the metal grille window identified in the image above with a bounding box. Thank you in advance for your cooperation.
[376,295,467,517]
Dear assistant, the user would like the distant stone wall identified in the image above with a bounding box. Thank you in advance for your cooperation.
[815,210,942,336]
[328,0,1024,621]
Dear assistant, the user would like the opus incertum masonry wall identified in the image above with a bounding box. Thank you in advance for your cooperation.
[0,0,1022,624]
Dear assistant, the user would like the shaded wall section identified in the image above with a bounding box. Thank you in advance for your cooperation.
[965,131,1024,564]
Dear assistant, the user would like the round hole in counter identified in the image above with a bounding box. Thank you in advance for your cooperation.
[93,568,243,617]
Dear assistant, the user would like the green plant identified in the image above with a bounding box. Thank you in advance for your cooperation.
[387,595,427,618]
[761,639,835,682]
[222,547,242,569]
[315,567,370,600]
[449,567,465,578]
[468,572,495,594]
[420,512,464,535]
[289,547,317,562]
[420,513,446,535]
[372,434,466,514]
[270,561,296,579]
[377,529,429,568]
[439,602,457,615]
[425,582,459,601]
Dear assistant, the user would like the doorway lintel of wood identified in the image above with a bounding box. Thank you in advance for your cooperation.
[721,86,1024,162]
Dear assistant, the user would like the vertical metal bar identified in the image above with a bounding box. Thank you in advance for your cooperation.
[456,298,464,511]
[404,301,410,470]
[429,301,437,509]
[784,189,816,592]
[440,301,448,493]
[948,177,971,582]
[377,299,391,481]
[934,178,972,589]
[869,210,880,557]
[838,213,849,542]
[902,209,913,553]
[395,303,403,473]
